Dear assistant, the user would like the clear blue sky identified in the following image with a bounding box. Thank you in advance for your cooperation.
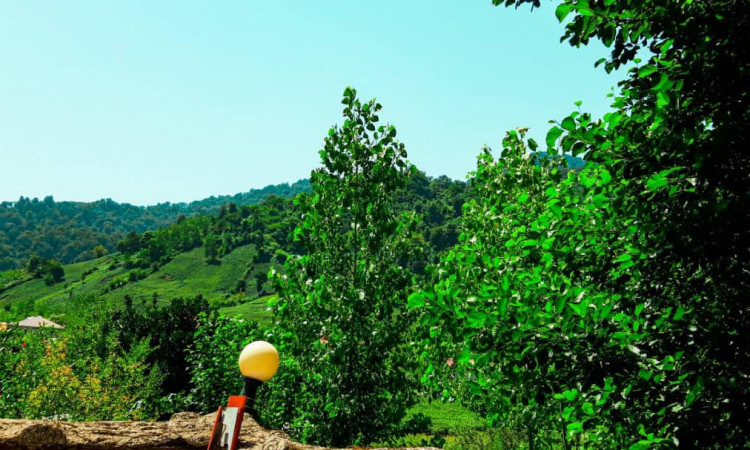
[0,1,622,206]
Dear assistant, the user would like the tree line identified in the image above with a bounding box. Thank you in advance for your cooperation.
[0,180,311,271]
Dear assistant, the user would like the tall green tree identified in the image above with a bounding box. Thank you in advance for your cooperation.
[263,87,420,446]
[413,0,750,447]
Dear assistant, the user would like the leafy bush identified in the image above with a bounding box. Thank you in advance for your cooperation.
[0,325,163,421]
[0,327,43,417]
[25,255,64,285]
[23,337,162,420]
[186,312,260,413]
[104,295,211,396]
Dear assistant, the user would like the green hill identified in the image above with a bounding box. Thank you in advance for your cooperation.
[0,244,271,324]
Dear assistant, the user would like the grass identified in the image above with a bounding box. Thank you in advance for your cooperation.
[219,294,275,324]
[399,401,535,449]
[406,399,486,433]
[369,400,488,449]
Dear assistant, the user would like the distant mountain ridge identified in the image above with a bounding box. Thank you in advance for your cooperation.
[0,179,311,270]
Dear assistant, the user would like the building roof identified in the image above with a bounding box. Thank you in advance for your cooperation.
[17,316,64,329]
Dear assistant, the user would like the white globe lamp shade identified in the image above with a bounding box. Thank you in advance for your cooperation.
[238,341,279,382]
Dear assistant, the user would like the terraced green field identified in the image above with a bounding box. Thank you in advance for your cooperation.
[105,245,257,306]
[0,256,121,320]
[0,245,268,324]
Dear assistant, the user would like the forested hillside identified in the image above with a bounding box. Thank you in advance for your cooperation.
[0,180,310,270]
[0,170,473,322]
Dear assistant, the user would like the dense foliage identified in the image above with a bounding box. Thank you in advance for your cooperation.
[0,292,267,422]
[102,295,212,396]
[410,0,750,448]
[186,312,261,413]
[262,88,421,446]
[25,255,65,286]
[0,301,164,421]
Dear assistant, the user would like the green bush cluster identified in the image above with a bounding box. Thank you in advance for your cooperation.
[25,255,64,286]
[0,324,163,420]
[186,312,260,413]
[0,293,266,421]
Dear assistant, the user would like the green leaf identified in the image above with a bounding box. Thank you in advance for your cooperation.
[592,193,608,208]
[555,296,566,314]
[615,253,632,263]
[672,305,685,321]
[656,91,670,107]
[467,311,487,328]
[546,126,564,148]
[563,389,578,401]
[567,422,584,433]
[598,302,613,320]
[407,292,425,308]
[653,73,672,91]
[568,302,587,318]
[638,65,658,78]
[555,3,575,22]
[561,116,576,132]
[646,173,668,191]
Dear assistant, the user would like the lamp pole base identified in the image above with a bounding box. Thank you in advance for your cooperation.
[240,377,263,420]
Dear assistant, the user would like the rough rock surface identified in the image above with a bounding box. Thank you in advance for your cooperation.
[0,413,439,450]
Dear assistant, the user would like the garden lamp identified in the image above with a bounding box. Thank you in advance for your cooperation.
[207,341,279,450]
[238,340,279,417]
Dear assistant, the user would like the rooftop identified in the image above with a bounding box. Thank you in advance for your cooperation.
[17,316,64,329]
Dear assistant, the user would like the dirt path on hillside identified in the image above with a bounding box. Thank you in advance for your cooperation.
[0,412,439,450]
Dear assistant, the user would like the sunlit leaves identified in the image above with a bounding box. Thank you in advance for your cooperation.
[555,3,575,22]
[637,65,658,78]
[546,126,564,148]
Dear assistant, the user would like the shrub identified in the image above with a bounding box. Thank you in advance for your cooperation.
[186,312,260,413]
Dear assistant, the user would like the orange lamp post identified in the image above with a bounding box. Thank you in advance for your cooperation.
[207,341,279,450]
